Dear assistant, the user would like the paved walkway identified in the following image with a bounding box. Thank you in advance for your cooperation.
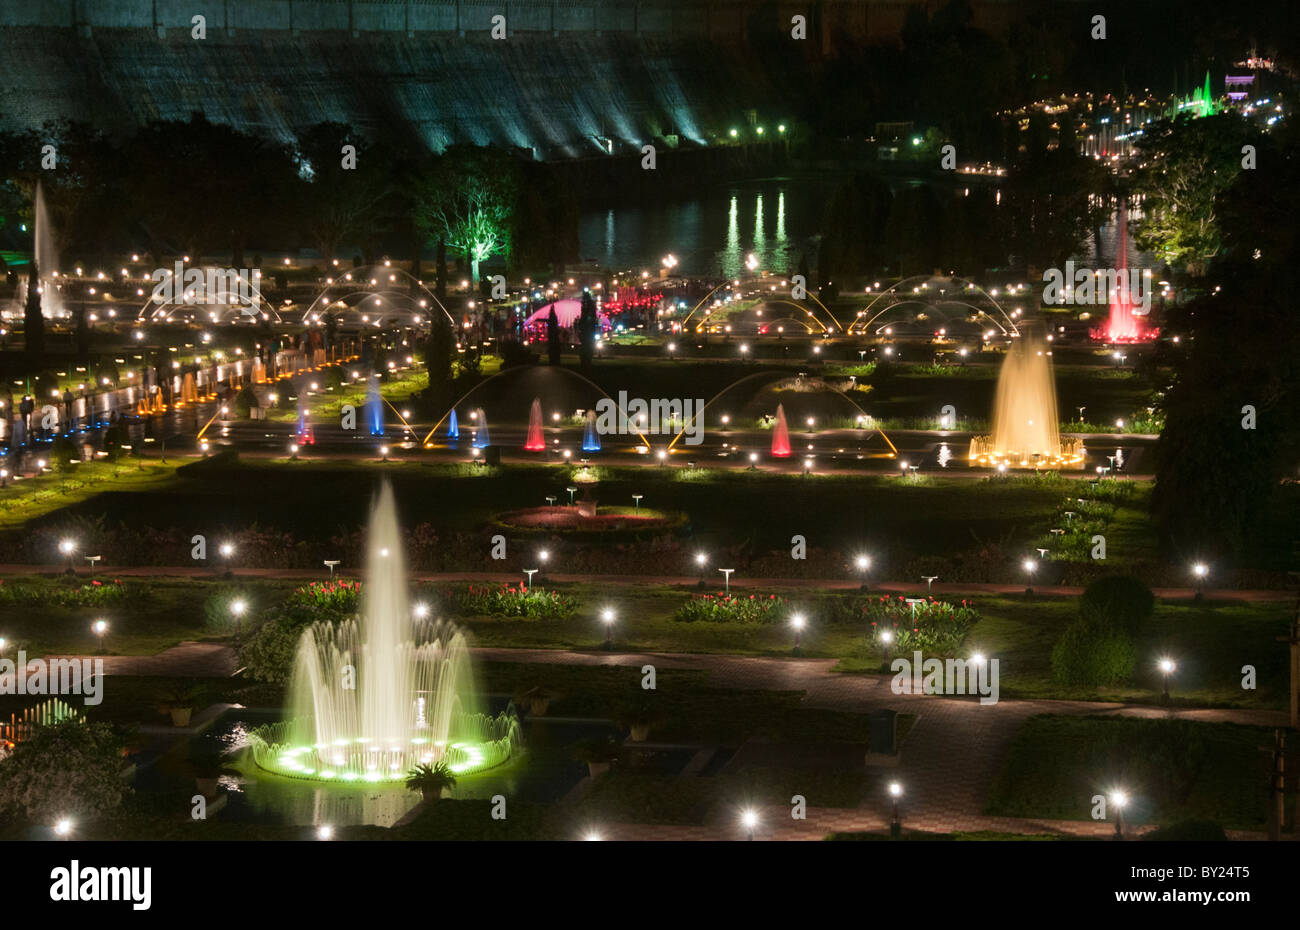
[2,564,1290,601]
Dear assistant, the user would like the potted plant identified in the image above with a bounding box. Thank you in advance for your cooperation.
[573,736,620,777]
[158,683,208,728]
[616,697,661,743]
[187,747,240,797]
[405,759,458,802]
[514,685,555,717]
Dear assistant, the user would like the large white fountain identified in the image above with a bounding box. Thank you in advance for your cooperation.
[969,331,1083,468]
[248,483,520,782]
[13,180,64,318]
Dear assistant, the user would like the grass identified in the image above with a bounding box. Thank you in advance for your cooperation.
[984,715,1279,830]
[0,460,179,530]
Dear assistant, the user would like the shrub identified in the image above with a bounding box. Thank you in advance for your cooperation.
[286,580,362,617]
[0,719,129,823]
[233,384,259,417]
[674,593,786,623]
[445,583,576,620]
[1079,575,1155,634]
[239,614,307,683]
[1050,617,1137,686]
[0,579,129,608]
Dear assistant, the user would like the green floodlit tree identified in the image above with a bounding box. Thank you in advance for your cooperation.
[418,146,517,288]
[1131,112,1259,277]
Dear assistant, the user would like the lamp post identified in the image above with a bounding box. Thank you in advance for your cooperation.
[718,568,734,596]
[632,494,643,514]
[741,808,759,841]
[524,568,538,591]
[1110,790,1127,839]
[888,782,903,838]
[323,559,340,578]
[790,613,805,656]
[84,555,101,577]
[601,608,616,651]
[538,549,549,582]
[92,619,108,653]
[1158,658,1176,704]
[59,538,77,576]
[922,575,938,595]
[220,542,235,579]
[566,486,578,506]
[695,552,708,587]
[878,629,894,670]
[1023,559,1038,595]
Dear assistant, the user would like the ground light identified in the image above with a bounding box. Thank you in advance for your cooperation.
[1192,562,1209,601]
[1110,790,1128,839]
[584,830,603,841]
[888,782,903,838]
[741,808,759,840]
[878,629,894,669]
[601,609,616,650]
[220,541,235,579]
[790,613,806,655]
[1158,658,1176,703]
[694,551,708,586]
[59,538,77,575]
[856,554,872,590]
[413,602,430,619]
[54,819,73,838]
[92,619,108,652]
[1022,558,1038,594]
[230,599,247,644]
[316,825,334,840]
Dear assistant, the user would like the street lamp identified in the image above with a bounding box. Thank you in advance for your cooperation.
[92,619,108,652]
[888,782,903,838]
[741,808,759,841]
[1022,559,1038,594]
[718,568,734,596]
[1110,790,1128,839]
[59,538,77,575]
[790,613,806,655]
[1158,657,1176,703]
[601,608,616,651]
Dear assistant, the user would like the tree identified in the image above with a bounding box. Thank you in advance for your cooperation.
[294,122,393,266]
[0,719,128,823]
[423,313,455,401]
[23,260,43,358]
[416,146,517,287]
[577,291,598,370]
[546,304,561,365]
[1132,113,1258,276]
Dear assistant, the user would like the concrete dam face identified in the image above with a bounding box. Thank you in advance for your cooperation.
[0,0,941,159]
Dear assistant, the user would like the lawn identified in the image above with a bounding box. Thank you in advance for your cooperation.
[984,715,1278,830]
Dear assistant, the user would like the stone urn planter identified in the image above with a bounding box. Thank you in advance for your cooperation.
[586,761,612,778]
[628,724,651,742]
[170,707,193,727]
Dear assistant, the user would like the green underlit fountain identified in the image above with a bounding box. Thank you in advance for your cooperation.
[248,483,520,783]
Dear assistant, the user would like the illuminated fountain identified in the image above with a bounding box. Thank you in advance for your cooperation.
[1093,203,1157,344]
[366,376,384,436]
[969,332,1083,469]
[770,403,791,457]
[524,397,546,451]
[446,408,459,441]
[247,483,520,782]
[14,180,64,318]
[582,409,601,452]
[471,408,490,448]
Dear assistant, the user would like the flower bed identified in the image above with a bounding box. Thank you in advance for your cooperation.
[673,592,786,623]
[286,580,362,614]
[862,596,980,653]
[444,583,577,620]
[0,579,129,608]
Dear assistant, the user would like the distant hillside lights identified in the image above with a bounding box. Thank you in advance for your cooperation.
[1041,263,1152,314]
[150,263,262,306]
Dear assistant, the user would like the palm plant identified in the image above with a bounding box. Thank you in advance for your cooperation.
[405,759,457,802]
